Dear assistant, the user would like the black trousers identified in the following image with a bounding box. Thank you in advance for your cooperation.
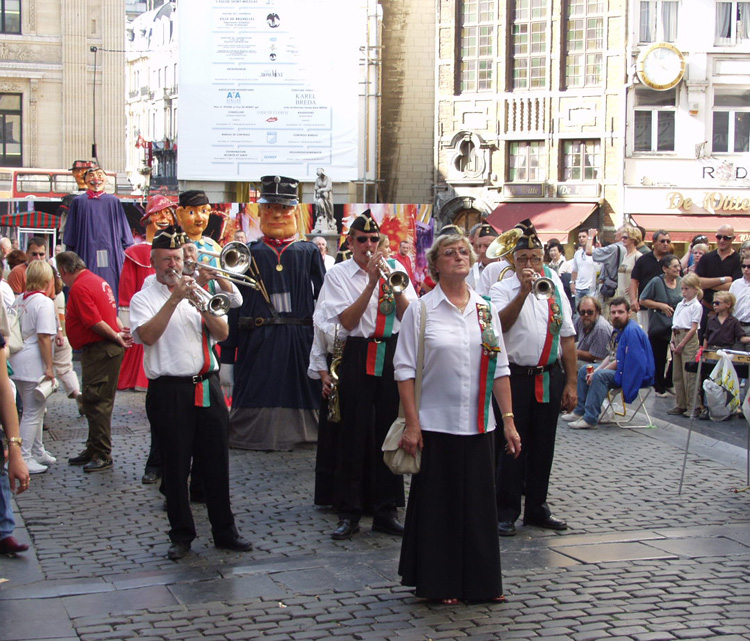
[146,374,236,544]
[496,363,564,523]
[649,334,673,393]
[335,336,404,522]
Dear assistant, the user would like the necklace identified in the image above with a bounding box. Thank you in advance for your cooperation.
[262,237,296,271]
[452,289,470,312]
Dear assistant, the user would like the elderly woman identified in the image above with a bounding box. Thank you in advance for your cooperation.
[394,232,521,604]
[9,260,57,474]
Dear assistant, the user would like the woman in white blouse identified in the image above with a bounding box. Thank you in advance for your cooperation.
[394,231,521,604]
[9,260,57,474]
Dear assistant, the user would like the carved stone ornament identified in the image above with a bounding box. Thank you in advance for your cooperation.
[445,131,489,184]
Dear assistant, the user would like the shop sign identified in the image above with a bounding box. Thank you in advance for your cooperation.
[666,191,750,214]
[503,183,545,197]
[556,183,600,198]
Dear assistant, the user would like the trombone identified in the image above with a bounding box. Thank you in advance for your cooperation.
[485,228,556,300]
[365,250,410,293]
[194,241,259,289]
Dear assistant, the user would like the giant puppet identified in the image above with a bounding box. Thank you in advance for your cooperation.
[63,166,134,302]
[221,175,325,450]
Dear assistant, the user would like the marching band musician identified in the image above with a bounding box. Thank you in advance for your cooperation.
[466,223,499,291]
[221,175,325,452]
[489,219,577,537]
[317,210,417,540]
[130,226,251,561]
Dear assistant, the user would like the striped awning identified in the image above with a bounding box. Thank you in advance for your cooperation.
[0,211,60,228]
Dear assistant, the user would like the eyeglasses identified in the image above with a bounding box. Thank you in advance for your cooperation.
[712,300,726,306]
[30,251,45,257]
[441,247,470,258]
[657,239,670,244]
[743,265,750,270]
[716,234,734,241]
[515,255,543,265]
[579,309,596,316]
[354,235,380,244]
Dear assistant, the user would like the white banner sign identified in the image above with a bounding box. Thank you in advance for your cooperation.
[178,0,363,182]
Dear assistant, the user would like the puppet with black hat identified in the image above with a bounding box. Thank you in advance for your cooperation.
[489,219,577,538]
[220,176,325,451]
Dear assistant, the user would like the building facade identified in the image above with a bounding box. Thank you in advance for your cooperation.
[623,0,750,246]
[434,0,628,245]
[0,0,125,172]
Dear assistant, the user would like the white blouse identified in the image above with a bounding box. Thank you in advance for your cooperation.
[394,284,510,436]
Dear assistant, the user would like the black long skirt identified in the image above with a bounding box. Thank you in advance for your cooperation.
[398,430,503,601]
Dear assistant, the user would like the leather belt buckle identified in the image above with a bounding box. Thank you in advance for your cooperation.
[191,375,202,384]
[255,318,265,327]
[372,338,382,344]
[528,366,543,376]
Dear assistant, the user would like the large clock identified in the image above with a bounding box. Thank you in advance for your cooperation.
[636,42,686,91]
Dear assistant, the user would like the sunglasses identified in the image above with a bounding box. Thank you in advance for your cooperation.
[712,300,726,306]
[354,235,380,244]
[716,234,734,241]
[657,239,670,244]
[743,265,750,269]
[30,251,46,257]
[579,309,596,316]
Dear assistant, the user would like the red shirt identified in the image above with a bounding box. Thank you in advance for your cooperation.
[65,269,119,349]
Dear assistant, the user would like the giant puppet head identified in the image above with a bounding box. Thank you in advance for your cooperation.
[70,160,96,190]
[142,195,177,243]
[258,175,299,240]
[84,166,107,193]
[176,190,212,242]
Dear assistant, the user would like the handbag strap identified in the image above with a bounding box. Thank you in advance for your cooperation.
[414,299,426,409]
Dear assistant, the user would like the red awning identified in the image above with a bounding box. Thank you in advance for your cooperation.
[629,214,750,243]
[487,202,597,243]
[0,211,60,229]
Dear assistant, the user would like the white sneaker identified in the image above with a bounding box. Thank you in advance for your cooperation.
[569,418,597,429]
[561,412,583,422]
[35,451,57,465]
[25,459,48,474]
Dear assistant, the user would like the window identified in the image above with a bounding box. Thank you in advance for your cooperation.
[512,0,549,89]
[634,87,676,152]
[459,0,495,92]
[508,141,546,181]
[0,94,21,166]
[561,140,600,180]
[713,88,750,153]
[565,0,604,87]
[716,1,750,45]
[639,0,679,43]
[0,0,20,34]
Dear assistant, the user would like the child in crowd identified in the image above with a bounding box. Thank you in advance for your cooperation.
[668,273,702,417]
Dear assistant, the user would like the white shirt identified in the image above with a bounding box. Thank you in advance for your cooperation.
[130,280,223,379]
[730,277,750,323]
[308,286,347,378]
[319,258,417,338]
[0,279,14,312]
[323,254,335,271]
[489,269,575,366]
[466,261,490,291]
[571,247,595,290]
[477,259,511,297]
[671,296,703,330]
[394,285,510,436]
[9,293,57,382]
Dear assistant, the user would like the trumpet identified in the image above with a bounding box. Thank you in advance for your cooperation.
[196,241,258,288]
[365,250,410,293]
[184,259,259,290]
[167,270,231,316]
[487,228,556,300]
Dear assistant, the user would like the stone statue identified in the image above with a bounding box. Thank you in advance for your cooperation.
[313,168,335,232]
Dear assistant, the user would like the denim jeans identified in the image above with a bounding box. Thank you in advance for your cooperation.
[575,367,616,425]
[0,465,15,539]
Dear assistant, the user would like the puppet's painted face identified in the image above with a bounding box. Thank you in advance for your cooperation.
[259,202,297,239]
[145,207,175,242]
[176,204,212,240]
[84,169,106,192]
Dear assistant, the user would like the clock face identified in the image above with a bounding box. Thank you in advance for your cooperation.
[637,43,686,91]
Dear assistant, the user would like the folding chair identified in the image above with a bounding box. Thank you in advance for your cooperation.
[599,387,655,428]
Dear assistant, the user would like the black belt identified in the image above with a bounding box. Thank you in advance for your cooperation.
[238,317,313,329]
[157,372,216,385]
[741,322,750,327]
[346,335,398,344]
[509,361,559,377]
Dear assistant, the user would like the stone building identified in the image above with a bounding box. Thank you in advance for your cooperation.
[434,0,627,245]
[0,0,125,172]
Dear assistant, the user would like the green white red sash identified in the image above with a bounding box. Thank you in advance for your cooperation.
[534,265,563,403]
[366,275,396,377]
[476,302,501,433]
[194,323,218,407]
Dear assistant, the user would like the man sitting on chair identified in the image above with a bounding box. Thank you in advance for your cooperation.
[562,297,654,429]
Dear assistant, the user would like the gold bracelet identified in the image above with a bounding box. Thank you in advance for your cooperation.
[7,436,22,447]
[502,412,514,419]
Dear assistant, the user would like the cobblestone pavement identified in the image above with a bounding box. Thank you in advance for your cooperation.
[1,376,749,641]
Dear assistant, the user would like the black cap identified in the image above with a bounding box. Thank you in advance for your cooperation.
[179,190,210,208]
[152,225,189,250]
[477,223,498,239]
[513,218,543,251]
[349,209,380,233]
[257,175,299,206]
[70,160,96,171]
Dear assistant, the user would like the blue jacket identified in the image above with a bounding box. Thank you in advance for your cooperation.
[613,320,655,403]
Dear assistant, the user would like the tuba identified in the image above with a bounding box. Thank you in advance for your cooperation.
[486,228,555,300]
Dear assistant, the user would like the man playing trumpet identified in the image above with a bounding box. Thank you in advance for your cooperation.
[130,226,251,560]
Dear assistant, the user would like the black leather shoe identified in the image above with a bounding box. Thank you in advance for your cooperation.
[497,521,517,537]
[332,519,360,540]
[141,471,159,485]
[214,535,253,552]
[167,541,191,560]
[523,515,568,531]
[68,451,91,466]
[83,458,113,473]
[372,516,404,536]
